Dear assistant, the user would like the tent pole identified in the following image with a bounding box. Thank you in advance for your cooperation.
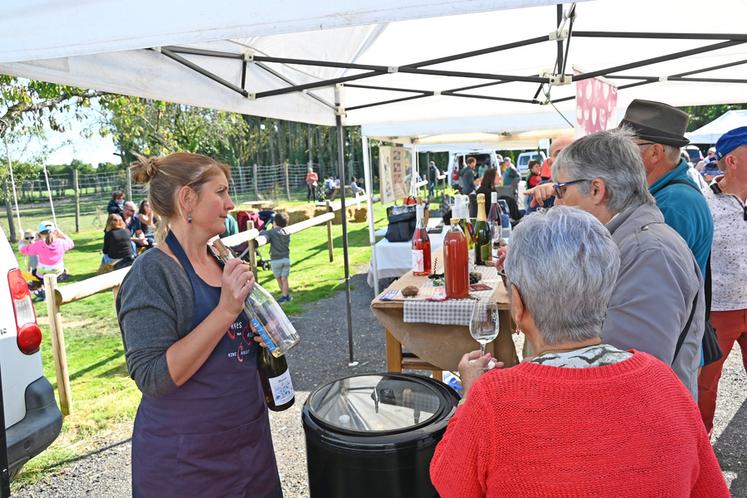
[335,85,357,367]
[362,135,379,295]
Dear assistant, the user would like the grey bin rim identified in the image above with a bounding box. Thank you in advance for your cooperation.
[303,372,458,438]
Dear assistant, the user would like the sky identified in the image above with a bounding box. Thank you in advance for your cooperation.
[6,102,119,167]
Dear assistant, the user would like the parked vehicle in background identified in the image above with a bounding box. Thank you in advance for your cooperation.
[516,150,547,176]
[1,226,62,481]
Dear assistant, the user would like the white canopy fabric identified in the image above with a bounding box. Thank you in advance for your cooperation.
[362,111,576,148]
[1,0,745,126]
[686,110,747,144]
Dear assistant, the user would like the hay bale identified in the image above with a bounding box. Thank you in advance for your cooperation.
[353,206,368,223]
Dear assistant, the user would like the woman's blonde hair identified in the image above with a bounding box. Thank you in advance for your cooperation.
[130,152,231,242]
[105,213,126,232]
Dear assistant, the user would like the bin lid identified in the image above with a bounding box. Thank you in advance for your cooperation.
[307,374,449,435]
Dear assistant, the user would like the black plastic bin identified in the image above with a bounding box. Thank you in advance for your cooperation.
[302,373,460,498]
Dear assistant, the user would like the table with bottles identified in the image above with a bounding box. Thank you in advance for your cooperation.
[370,253,519,379]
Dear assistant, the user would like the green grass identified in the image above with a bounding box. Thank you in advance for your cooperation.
[10,199,390,491]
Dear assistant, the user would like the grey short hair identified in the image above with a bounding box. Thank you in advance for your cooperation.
[504,206,621,345]
[663,144,681,165]
[124,201,137,210]
[552,128,654,214]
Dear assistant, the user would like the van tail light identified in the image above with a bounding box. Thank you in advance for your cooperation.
[7,269,42,355]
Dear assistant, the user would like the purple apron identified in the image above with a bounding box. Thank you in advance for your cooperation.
[132,232,281,498]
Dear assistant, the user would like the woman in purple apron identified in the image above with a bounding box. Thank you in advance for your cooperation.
[117,153,282,498]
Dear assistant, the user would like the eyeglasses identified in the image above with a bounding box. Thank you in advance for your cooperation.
[553,179,591,199]
[24,236,35,241]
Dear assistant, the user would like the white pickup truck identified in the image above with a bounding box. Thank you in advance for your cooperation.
[1,225,62,483]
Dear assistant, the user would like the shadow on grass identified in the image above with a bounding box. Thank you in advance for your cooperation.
[96,362,130,379]
[69,352,123,382]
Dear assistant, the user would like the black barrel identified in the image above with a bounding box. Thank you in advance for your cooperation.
[302,373,460,498]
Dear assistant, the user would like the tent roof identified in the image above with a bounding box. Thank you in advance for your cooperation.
[686,110,747,144]
[1,0,746,126]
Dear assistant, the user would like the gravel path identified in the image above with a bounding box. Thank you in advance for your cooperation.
[14,273,747,497]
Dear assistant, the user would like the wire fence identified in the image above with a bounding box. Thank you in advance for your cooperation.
[11,162,366,205]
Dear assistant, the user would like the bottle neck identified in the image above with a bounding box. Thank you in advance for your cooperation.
[416,204,425,228]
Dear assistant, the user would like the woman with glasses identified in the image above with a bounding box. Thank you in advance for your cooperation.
[430,207,729,498]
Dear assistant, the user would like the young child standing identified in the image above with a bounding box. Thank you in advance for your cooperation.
[261,212,292,303]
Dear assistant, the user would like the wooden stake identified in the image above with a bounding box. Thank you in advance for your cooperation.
[44,274,72,416]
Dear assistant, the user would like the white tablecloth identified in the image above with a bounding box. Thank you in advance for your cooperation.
[367,232,445,287]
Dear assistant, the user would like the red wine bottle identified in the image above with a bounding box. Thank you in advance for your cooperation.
[411,203,431,276]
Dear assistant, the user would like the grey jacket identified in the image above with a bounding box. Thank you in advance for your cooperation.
[116,249,195,398]
[603,202,704,398]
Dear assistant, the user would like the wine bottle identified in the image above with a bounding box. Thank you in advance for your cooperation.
[258,345,295,411]
[443,217,470,299]
[474,193,492,265]
[411,202,431,276]
[487,191,501,246]
[212,239,300,357]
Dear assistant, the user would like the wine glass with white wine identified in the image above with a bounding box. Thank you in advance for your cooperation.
[469,301,499,355]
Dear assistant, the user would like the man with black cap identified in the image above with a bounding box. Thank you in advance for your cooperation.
[698,126,747,436]
[619,99,713,276]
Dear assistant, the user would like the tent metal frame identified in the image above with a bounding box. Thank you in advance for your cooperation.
[159,31,746,111]
[152,5,747,364]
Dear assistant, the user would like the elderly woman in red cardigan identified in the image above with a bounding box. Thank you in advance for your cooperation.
[430,206,729,498]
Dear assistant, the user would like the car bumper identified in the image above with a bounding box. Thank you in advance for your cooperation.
[6,376,63,476]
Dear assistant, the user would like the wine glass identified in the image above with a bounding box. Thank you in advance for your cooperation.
[469,301,499,354]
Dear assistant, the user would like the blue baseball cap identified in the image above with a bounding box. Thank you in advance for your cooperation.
[37,221,55,233]
[716,126,747,160]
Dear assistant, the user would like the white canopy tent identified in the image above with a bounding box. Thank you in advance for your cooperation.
[686,110,747,144]
[1,0,746,363]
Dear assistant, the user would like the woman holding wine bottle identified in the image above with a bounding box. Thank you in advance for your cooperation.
[431,207,728,498]
[117,153,283,498]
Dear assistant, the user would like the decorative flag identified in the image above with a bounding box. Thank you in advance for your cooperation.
[576,76,618,136]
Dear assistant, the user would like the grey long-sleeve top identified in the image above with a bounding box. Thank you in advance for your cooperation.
[603,202,705,399]
[116,249,195,398]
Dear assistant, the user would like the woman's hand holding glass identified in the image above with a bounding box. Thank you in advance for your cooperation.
[458,350,504,398]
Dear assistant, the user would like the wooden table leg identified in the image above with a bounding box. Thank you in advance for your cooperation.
[385,329,403,372]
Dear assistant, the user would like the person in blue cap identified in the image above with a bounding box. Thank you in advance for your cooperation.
[698,125,747,436]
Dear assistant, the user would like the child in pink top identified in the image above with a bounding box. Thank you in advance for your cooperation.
[19,221,74,275]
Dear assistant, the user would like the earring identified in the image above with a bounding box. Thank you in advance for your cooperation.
[187,213,192,224]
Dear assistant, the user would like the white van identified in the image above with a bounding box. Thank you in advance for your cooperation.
[1,226,62,481]
[516,150,547,176]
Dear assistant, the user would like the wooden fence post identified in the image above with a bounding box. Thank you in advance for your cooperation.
[325,200,334,262]
[73,169,81,233]
[283,161,291,201]
[44,274,72,416]
[252,163,259,199]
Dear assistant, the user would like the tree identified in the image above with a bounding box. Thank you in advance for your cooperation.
[0,76,101,240]
[681,103,747,132]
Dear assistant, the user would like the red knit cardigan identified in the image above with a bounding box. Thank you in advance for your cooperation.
[430,351,729,497]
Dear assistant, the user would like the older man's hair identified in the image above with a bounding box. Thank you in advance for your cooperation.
[504,206,621,345]
[124,201,138,211]
[552,128,654,214]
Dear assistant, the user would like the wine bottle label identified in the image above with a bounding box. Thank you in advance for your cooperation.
[268,370,294,405]
[411,249,424,272]
[251,318,279,352]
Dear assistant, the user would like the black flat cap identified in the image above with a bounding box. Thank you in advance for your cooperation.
[619,99,690,147]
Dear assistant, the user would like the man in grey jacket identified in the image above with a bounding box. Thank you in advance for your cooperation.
[551,128,705,398]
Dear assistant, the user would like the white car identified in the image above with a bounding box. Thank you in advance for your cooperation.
[1,226,62,481]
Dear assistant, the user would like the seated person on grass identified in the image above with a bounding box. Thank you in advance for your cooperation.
[260,212,293,303]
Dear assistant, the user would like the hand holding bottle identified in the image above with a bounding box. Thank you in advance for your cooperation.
[218,258,255,316]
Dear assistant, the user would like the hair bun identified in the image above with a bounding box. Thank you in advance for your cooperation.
[130,155,159,184]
